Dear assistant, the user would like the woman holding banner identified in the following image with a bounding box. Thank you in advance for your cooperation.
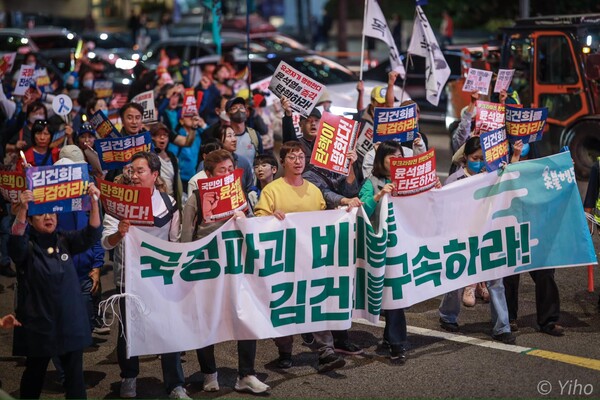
[438,136,516,344]
[8,183,102,399]
[358,140,408,364]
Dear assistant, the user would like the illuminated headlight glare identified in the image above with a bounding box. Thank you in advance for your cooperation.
[108,53,115,60]
[586,35,592,46]
[131,53,140,61]
[116,59,137,70]
[67,33,74,40]
[88,51,96,59]
[122,78,131,85]
[21,38,28,44]
[100,33,108,40]
[583,46,591,54]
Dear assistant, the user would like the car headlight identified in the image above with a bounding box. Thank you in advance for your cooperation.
[116,59,137,70]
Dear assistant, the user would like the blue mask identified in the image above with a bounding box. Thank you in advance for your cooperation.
[467,160,484,174]
[521,143,530,157]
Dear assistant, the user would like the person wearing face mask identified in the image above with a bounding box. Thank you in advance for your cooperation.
[226,97,263,166]
[80,70,95,90]
[438,136,516,344]
[4,99,47,159]
[86,97,108,120]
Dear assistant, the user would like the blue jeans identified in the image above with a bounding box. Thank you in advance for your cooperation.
[439,279,510,335]
[383,309,407,350]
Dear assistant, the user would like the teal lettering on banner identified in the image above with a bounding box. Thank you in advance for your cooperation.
[180,236,220,281]
[270,280,307,327]
[259,228,296,277]
[310,276,350,321]
[140,242,182,285]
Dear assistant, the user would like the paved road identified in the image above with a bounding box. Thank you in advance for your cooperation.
[1,122,599,398]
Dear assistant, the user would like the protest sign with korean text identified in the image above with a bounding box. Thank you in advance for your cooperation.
[251,77,275,106]
[90,109,121,139]
[390,149,437,196]
[494,69,515,93]
[197,168,248,223]
[98,179,153,225]
[14,65,35,96]
[356,122,374,158]
[462,68,493,95]
[0,170,26,202]
[25,164,90,215]
[310,112,357,175]
[34,68,51,92]
[505,105,548,143]
[373,103,418,143]
[268,61,325,117]
[94,132,153,170]
[475,101,505,133]
[182,88,198,117]
[93,80,114,99]
[0,53,16,77]
[481,127,509,172]
[132,90,157,123]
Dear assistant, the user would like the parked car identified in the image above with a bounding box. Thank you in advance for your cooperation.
[26,26,79,59]
[0,28,38,54]
[81,31,141,70]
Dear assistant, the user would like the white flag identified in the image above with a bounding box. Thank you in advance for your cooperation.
[362,0,405,78]
[407,6,451,106]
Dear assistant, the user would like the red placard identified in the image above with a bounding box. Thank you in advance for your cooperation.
[98,179,153,225]
[390,149,437,196]
[310,112,358,176]
[475,101,505,133]
[182,88,197,117]
[197,169,248,223]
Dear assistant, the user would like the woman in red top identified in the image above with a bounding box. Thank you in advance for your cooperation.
[16,120,60,171]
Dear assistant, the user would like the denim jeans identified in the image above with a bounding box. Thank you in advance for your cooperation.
[439,279,510,335]
[383,309,407,349]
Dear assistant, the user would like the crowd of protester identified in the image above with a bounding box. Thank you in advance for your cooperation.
[0,47,567,399]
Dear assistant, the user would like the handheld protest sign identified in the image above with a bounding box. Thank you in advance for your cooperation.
[98,178,154,225]
[197,169,248,223]
[355,122,374,158]
[25,163,91,215]
[390,148,437,196]
[268,61,325,118]
[494,69,515,93]
[132,90,157,123]
[90,109,121,139]
[14,65,35,96]
[52,94,73,117]
[93,80,114,99]
[310,112,358,176]
[505,105,548,144]
[462,68,493,95]
[475,101,505,133]
[373,103,418,143]
[182,88,198,117]
[0,170,26,203]
[94,131,153,171]
[0,53,16,77]
[481,127,509,172]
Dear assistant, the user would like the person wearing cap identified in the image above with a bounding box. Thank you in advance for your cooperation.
[226,96,263,167]
[316,90,332,113]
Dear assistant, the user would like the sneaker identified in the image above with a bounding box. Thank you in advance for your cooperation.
[390,346,407,365]
[334,341,364,355]
[169,386,191,399]
[540,324,565,337]
[93,325,111,335]
[120,378,136,398]
[492,332,516,345]
[235,375,270,394]
[0,263,16,278]
[439,318,460,333]
[277,352,293,369]
[509,320,519,332]
[301,333,314,345]
[375,339,390,356]
[462,286,476,307]
[317,353,346,373]
[203,372,219,392]
[476,283,490,303]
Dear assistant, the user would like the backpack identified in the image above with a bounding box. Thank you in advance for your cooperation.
[247,127,260,153]
[153,191,176,228]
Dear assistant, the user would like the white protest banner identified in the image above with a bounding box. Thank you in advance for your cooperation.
[407,6,451,106]
[462,68,494,95]
[363,0,405,78]
[494,69,515,93]
[268,61,325,118]
[122,152,596,357]
[52,94,73,117]
[125,209,356,356]
[132,90,157,123]
[14,65,35,96]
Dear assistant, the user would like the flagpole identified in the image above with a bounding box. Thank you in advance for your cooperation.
[359,0,368,81]
[400,8,418,104]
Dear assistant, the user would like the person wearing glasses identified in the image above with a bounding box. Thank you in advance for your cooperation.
[254,141,346,373]
[16,119,60,171]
